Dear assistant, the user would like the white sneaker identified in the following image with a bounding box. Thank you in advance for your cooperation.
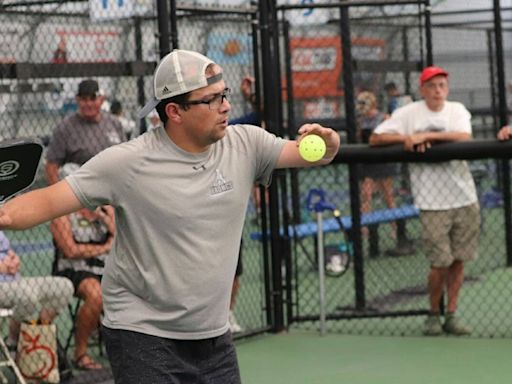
[229,310,243,333]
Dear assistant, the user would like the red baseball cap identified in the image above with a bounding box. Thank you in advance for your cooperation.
[420,66,448,85]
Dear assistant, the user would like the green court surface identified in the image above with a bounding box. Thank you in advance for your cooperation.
[236,331,512,384]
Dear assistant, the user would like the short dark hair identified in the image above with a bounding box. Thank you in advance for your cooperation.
[155,92,191,125]
[110,100,122,115]
[77,79,100,97]
[384,82,397,92]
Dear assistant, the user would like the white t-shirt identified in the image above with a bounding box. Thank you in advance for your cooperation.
[374,100,478,210]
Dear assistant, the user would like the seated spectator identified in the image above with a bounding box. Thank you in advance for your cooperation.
[227,76,262,333]
[356,91,397,237]
[111,99,137,139]
[384,81,413,114]
[51,164,115,370]
[0,230,73,348]
[229,76,260,126]
[45,79,126,185]
[229,75,265,216]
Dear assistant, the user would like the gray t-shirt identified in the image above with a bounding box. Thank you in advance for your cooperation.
[46,112,126,166]
[66,124,285,339]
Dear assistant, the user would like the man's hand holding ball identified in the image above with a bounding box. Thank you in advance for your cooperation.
[299,134,327,162]
[296,123,339,164]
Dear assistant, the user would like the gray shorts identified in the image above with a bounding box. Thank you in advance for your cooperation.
[420,203,480,268]
[103,327,241,384]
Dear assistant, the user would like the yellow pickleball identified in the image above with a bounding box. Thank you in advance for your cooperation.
[299,134,326,162]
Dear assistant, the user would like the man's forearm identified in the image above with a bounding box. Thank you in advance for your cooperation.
[424,131,471,143]
[4,189,59,230]
[2,182,82,230]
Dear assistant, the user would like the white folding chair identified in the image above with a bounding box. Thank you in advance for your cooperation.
[0,308,26,384]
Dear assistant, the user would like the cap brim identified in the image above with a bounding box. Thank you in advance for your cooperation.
[138,98,160,119]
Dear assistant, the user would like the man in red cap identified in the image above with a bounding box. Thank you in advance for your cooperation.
[370,66,479,336]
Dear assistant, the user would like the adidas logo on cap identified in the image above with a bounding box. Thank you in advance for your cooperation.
[138,50,219,119]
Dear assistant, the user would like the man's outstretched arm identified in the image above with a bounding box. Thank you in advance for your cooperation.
[0,180,83,230]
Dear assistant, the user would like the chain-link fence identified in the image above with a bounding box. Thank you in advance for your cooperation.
[430,6,512,137]
[0,1,265,382]
[1,0,511,382]
[0,2,160,382]
[285,152,512,338]
[260,0,512,338]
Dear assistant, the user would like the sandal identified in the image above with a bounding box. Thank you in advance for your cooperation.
[73,354,103,371]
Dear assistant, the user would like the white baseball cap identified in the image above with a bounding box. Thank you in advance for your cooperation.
[138,49,223,119]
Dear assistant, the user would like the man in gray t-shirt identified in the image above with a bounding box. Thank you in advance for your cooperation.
[0,49,340,384]
[45,79,126,185]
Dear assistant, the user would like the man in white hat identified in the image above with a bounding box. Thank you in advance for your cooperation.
[0,49,340,383]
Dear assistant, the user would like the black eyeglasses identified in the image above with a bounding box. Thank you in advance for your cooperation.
[183,88,231,111]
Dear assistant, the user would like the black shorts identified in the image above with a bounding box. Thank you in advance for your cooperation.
[103,327,241,384]
[360,162,398,180]
[55,269,102,294]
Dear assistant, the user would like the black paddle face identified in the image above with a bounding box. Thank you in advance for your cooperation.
[0,139,43,203]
